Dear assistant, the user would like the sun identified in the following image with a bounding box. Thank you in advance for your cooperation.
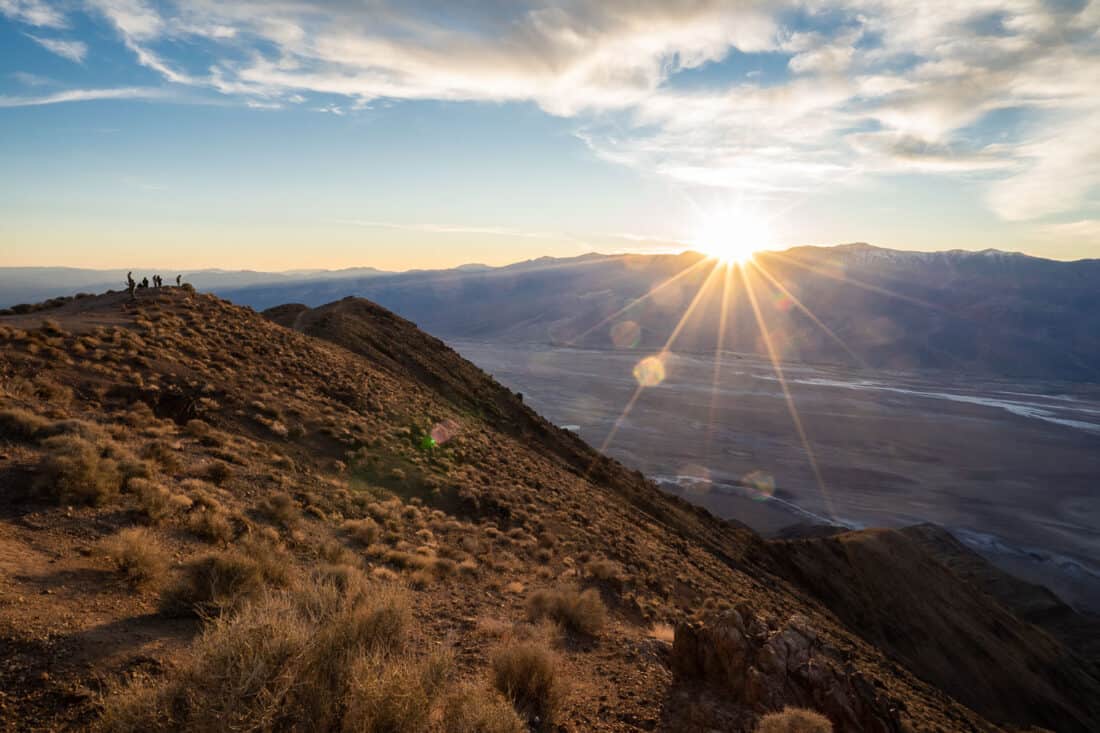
[691,208,773,264]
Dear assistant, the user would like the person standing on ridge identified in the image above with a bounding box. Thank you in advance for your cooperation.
[126,272,136,299]
[176,274,181,286]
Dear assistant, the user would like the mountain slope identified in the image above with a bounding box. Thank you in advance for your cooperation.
[0,287,1090,731]
[759,527,1100,732]
[225,245,1100,380]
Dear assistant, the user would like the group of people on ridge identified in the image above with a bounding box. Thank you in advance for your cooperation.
[126,272,182,298]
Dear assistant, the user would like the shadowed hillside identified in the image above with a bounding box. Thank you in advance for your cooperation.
[0,287,1096,731]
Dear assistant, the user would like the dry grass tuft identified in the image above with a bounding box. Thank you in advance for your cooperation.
[259,492,300,529]
[35,434,122,505]
[756,707,833,733]
[103,572,436,733]
[131,478,192,523]
[98,528,170,588]
[0,407,51,441]
[525,586,606,636]
[442,684,526,733]
[342,517,380,545]
[164,543,292,616]
[490,640,564,730]
[188,507,235,543]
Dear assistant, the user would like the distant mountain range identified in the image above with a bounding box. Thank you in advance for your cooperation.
[6,244,1099,380]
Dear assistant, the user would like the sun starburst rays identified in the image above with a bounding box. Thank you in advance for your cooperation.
[586,238,889,523]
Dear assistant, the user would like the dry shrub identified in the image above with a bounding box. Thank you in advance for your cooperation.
[188,507,234,543]
[131,478,192,523]
[525,587,606,636]
[490,640,564,730]
[585,558,623,583]
[35,434,122,505]
[259,492,300,528]
[141,440,179,472]
[383,549,435,572]
[442,684,526,733]
[0,407,51,441]
[342,650,451,732]
[99,528,169,588]
[343,517,380,545]
[103,572,433,733]
[165,543,292,616]
[756,707,833,733]
[206,461,231,485]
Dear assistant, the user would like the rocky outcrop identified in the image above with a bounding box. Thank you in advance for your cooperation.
[672,606,913,733]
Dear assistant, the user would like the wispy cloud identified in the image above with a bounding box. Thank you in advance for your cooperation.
[336,219,573,242]
[0,87,167,107]
[25,33,87,62]
[0,0,66,28]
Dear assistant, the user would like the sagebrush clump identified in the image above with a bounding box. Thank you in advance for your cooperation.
[525,586,606,636]
[756,707,834,733]
[103,571,450,733]
[99,528,170,588]
[35,433,122,505]
[490,640,564,730]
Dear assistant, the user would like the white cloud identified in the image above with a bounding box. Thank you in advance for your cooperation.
[7,0,1100,222]
[0,87,167,107]
[0,0,65,28]
[987,112,1100,220]
[25,33,87,62]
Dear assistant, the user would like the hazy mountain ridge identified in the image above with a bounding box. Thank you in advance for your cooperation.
[212,245,1100,381]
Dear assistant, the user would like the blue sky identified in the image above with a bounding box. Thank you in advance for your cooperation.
[1,0,1099,270]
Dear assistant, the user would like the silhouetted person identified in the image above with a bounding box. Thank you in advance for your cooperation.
[176,274,181,286]
[140,277,149,289]
[126,271,136,299]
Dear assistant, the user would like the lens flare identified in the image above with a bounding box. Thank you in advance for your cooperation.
[633,355,666,387]
[610,320,641,349]
[742,470,776,501]
[430,419,461,445]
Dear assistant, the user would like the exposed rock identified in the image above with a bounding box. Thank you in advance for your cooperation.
[673,607,912,733]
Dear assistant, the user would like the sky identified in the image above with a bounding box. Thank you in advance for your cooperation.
[1,0,1099,271]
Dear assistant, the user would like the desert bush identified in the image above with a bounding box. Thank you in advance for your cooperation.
[131,478,192,523]
[442,684,526,733]
[163,543,292,616]
[104,574,431,733]
[35,434,122,505]
[206,461,231,485]
[756,707,833,733]
[259,492,300,529]
[525,586,606,637]
[141,440,179,472]
[490,641,564,730]
[188,507,234,543]
[585,558,624,585]
[342,517,380,545]
[99,528,169,588]
[0,407,51,441]
[341,651,451,733]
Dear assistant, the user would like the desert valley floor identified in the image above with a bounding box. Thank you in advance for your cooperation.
[453,341,1100,612]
